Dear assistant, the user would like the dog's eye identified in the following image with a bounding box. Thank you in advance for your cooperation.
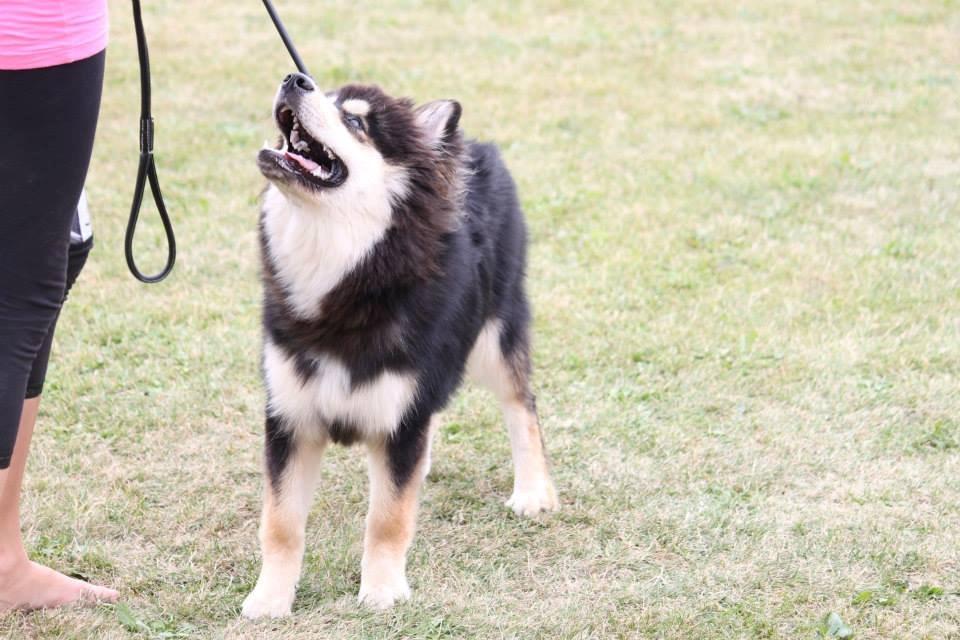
[344,114,364,131]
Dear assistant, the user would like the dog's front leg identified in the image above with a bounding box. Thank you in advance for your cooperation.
[358,419,432,609]
[243,416,326,619]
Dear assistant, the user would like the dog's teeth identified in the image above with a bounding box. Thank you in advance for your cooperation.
[290,129,300,144]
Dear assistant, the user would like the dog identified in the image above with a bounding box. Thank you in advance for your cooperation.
[241,73,558,618]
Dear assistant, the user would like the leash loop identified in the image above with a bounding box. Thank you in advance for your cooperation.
[126,0,176,284]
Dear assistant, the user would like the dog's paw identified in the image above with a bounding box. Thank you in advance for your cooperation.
[358,576,411,610]
[506,482,559,517]
[241,586,295,619]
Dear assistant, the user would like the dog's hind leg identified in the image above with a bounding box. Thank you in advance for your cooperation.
[467,318,558,517]
[242,416,327,619]
[358,419,432,609]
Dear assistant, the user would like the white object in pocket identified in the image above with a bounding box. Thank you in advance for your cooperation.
[76,189,94,242]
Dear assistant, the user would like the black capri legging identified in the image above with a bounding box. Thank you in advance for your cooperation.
[0,51,104,469]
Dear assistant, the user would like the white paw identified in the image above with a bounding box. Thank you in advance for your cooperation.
[506,482,559,517]
[241,585,295,619]
[358,576,411,610]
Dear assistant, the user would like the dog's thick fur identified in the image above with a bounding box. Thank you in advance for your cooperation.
[242,74,557,618]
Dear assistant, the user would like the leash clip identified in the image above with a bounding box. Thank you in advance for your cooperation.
[139,116,154,153]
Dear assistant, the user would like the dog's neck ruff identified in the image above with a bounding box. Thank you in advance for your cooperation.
[261,184,392,319]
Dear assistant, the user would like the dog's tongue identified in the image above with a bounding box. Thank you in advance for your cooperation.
[286,151,319,172]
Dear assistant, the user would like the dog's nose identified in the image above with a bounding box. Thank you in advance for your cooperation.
[282,72,315,94]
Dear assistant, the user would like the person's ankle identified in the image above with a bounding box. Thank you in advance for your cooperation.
[0,547,29,580]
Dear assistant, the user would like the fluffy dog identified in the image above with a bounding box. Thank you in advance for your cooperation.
[242,73,557,618]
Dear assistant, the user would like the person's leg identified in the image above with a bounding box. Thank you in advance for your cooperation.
[0,50,116,610]
[23,226,94,404]
[0,225,112,610]
[0,399,118,610]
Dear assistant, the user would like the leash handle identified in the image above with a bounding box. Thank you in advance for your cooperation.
[262,0,310,76]
[126,0,176,283]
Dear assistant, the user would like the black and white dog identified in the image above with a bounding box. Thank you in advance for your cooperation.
[241,73,557,618]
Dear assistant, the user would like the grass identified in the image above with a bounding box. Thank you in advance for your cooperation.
[4,0,960,637]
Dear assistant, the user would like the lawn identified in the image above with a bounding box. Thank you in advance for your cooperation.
[4,0,960,638]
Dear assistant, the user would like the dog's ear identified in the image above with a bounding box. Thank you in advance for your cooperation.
[415,99,462,148]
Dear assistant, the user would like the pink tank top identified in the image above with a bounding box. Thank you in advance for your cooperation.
[0,0,109,70]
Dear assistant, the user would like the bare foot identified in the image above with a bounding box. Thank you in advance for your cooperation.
[0,558,118,612]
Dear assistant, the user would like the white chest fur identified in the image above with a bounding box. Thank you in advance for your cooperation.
[263,340,417,439]
[261,185,392,319]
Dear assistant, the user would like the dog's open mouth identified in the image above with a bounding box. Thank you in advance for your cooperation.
[260,103,348,189]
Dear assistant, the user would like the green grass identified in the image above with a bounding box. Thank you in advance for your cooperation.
[5,0,960,637]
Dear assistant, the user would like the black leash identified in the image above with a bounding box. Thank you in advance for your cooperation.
[262,0,310,76]
[126,0,176,283]
[124,0,307,283]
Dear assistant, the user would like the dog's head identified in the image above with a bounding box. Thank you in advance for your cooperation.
[259,74,462,212]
